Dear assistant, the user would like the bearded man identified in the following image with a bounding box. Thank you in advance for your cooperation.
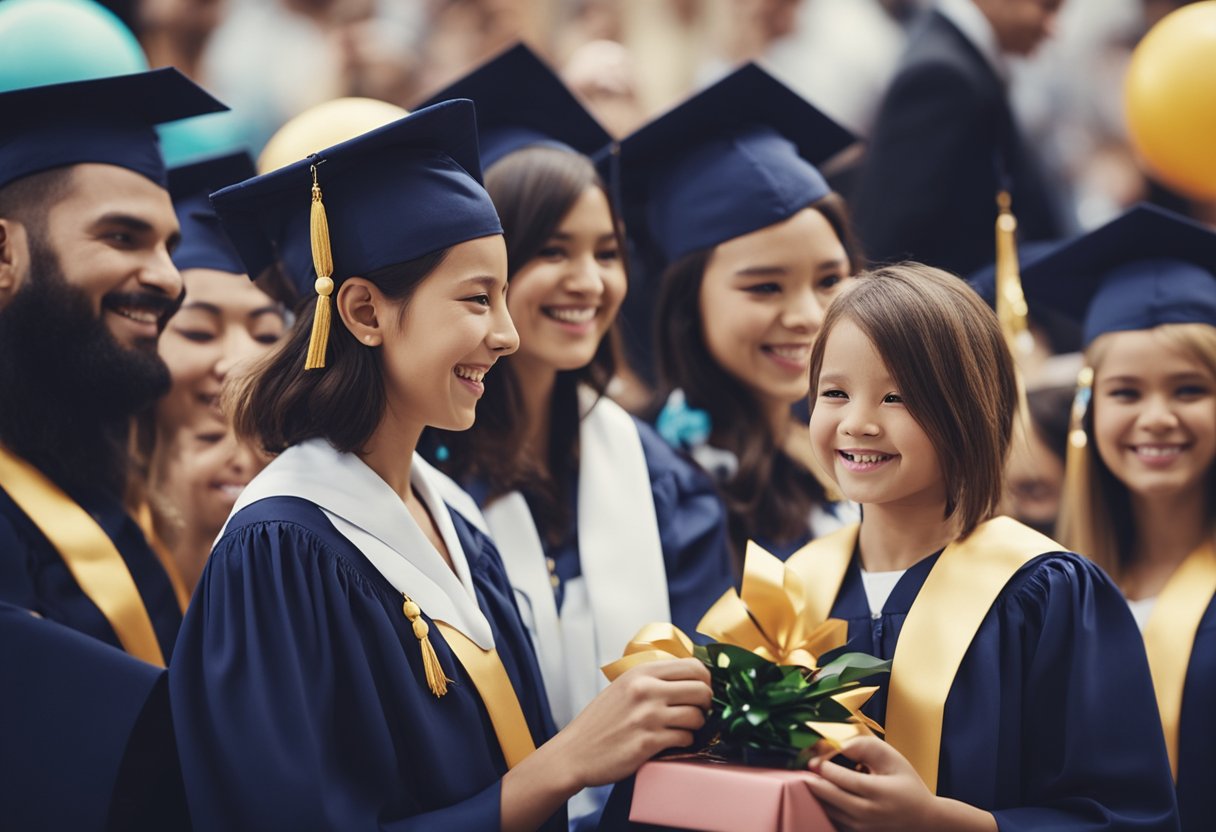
[0,69,225,666]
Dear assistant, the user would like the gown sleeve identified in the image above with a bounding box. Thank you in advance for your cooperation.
[170,515,511,832]
[974,554,1179,831]
[635,419,735,636]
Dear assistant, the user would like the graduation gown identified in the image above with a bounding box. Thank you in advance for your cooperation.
[829,549,1179,831]
[0,602,189,831]
[170,440,564,831]
[0,482,182,660]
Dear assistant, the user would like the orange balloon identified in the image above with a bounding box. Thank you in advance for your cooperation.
[258,98,408,174]
[1125,1,1216,200]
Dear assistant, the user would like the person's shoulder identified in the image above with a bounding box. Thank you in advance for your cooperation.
[1002,549,1121,617]
[633,416,714,488]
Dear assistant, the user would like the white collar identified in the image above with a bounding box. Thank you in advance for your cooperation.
[224,438,495,648]
[937,0,1009,82]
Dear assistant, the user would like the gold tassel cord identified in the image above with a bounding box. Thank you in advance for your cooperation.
[304,163,335,371]
[403,595,451,697]
[994,190,1033,361]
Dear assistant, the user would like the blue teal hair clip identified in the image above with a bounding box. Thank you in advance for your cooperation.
[656,389,712,450]
[1068,366,1094,450]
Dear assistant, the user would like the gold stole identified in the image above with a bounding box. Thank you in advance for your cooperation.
[1140,540,1216,780]
[134,501,191,613]
[436,621,537,768]
[786,516,1060,792]
[0,445,166,666]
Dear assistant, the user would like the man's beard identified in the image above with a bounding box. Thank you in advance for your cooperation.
[0,244,173,498]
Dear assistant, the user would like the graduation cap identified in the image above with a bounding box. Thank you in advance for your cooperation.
[0,67,227,192]
[210,98,503,369]
[168,152,257,275]
[1018,203,1216,348]
[414,42,612,168]
[610,62,856,275]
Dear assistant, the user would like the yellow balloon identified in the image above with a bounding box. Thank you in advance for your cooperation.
[1125,1,1216,200]
[258,97,408,174]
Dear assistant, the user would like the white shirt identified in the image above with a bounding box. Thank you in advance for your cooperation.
[1126,596,1159,633]
[937,0,1010,82]
[861,568,907,619]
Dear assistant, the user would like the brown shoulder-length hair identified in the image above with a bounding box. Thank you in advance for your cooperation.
[229,248,452,455]
[1058,323,1216,576]
[809,263,1018,537]
[654,192,863,554]
[430,146,623,543]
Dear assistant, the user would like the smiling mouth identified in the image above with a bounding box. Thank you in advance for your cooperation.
[761,344,812,363]
[454,365,487,384]
[1130,444,1188,459]
[840,451,894,464]
[102,292,177,330]
[543,306,597,324]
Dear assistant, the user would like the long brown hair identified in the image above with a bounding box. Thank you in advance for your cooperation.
[808,263,1017,537]
[1058,323,1216,575]
[654,192,862,554]
[229,248,452,455]
[431,146,622,544]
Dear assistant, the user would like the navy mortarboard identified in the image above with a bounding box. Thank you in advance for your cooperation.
[415,42,612,168]
[1018,203,1216,347]
[168,152,256,275]
[210,99,503,368]
[609,62,855,276]
[0,67,226,191]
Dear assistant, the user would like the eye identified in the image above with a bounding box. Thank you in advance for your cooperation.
[196,432,225,445]
[816,273,845,291]
[742,282,781,295]
[463,294,491,307]
[176,329,217,344]
[596,247,621,264]
[882,393,903,404]
[1176,384,1212,399]
[536,245,566,262]
[104,231,135,247]
[1106,388,1139,401]
[819,389,847,399]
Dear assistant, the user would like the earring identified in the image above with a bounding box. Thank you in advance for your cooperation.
[364,335,374,344]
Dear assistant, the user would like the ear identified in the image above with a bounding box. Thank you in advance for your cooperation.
[335,277,385,347]
[0,219,30,306]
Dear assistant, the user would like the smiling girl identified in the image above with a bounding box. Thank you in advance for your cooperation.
[787,263,1178,831]
[614,64,861,563]
[1040,205,1216,831]
[169,101,712,831]
[419,51,734,807]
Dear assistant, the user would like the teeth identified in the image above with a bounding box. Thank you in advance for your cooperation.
[545,307,596,323]
[112,306,159,324]
[1135,445,1182,458]
[843,452,891,464]
[218,484,246,498]
[766,345,811,361]
[454,366,486,383]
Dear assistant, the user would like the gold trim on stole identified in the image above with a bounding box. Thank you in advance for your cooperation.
[436,620,537,769]
[0,445,166,666]
[134,500,191,613]
[786,516,1059,792]
[1140,540,1216,780]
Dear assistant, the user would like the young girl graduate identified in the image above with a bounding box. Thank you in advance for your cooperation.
[168,100,712,831]
[1032,205,1216,832]
[611,64,862,562]
[416,45,734,793]
[787,265,1179,830]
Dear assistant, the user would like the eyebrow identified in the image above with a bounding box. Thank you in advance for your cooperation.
[178,301,285,320]
[93,212,182,252]
[1102,372,1213,384]
[735,265,788,278]
[460,275,500,291]
[549,231,618,244]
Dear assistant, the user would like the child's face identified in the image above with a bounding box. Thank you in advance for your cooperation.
[506,185,626,375]
[1092,329,1216,502]
[379,234,517,432]
[809,319,946,511]
[699,207,849,411]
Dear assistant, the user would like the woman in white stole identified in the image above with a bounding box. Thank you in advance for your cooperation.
[1048,205,1216,831]
[168,101,712,832]
[419,48,734,826]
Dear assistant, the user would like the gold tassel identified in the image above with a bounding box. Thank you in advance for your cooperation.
[403,594,451,698]
[994,190,1033,361]
[304,164,335,371]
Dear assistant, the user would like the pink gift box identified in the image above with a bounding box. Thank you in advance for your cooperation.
[629,759,836,832]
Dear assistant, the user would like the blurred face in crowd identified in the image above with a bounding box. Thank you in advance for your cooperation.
[506,185,626,375]
[157,269,286,435]
[699,207,850,414]
[1004,424,1065,535]
[975,0,1064,55]
[1092,328,1216,504]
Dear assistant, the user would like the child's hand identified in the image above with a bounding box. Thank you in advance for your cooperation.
[805,737,996,832]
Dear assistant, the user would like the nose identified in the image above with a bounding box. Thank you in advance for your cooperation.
[141,247,184,300]
[563,251,606,297]
[215,327,267,382]
[839,403,880,438]
[228,439,258,477]
[489,300,519,355]
[781,286,826,334]
[1138,393,1180,433]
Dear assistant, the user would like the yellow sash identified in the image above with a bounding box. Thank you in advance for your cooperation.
[0,445,165,666]
[134,501,191,613]
[436,620,537,769]
[786,516,1059,792]
[1140,540,1216,780]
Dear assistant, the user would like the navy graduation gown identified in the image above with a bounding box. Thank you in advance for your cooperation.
[0,602,189,831]
[170,495,565,832]
[0,483,181,659]
[1175,594,1216,831]
[830,550,1179,831]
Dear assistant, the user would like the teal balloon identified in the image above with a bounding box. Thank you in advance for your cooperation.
[0,0,148,92]
[157,111,253,168]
